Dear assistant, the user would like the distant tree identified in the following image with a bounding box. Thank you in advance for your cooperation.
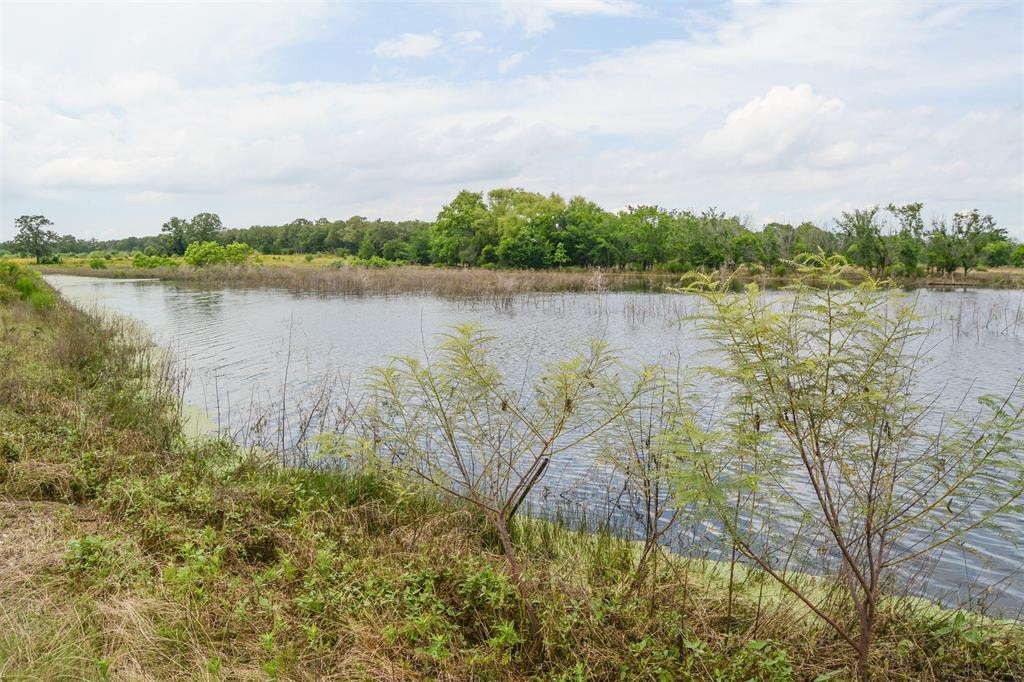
[620,205,671,270]
[950,209,1004,277]
[381,239,407,261]
[496,224,552,268]
[837,207,885,271]
[756,227,783,266]
[189,212,224,243]
[13,215,58,263]
[161,216,190,255]
[430,191,493,265]
[926,219,958,277]
[1012,244,1024,268]
[223,241,255,264]
[981,239,1012,267]
[761,223,796,261]
[357,232,377,259]
[562,197,613,266]
[727,230,761,266]
[886,203,925,274]
[793,221,835,257]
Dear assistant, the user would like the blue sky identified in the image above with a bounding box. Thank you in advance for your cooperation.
[2,1,1022,240]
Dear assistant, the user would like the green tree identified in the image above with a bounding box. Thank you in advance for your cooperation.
[727,231,760,266]
[886,203,925,275]
[496,225,553,268]
[430,191,494,265]
[926,220,958,277]
[981,239,1012,267]
[1012,244,1024,268]
[189,212,224,243]
[13,215,58,263]
[368,324,638,652]
[950,209,1004,277]
[560,197,611,266]
[837,207,884,271]
[380,239,407,261]
[620,206,671,269]
[358,232,377,259]
[161,216,190,256]
[223,241,255,264]
[680,255,1024,681]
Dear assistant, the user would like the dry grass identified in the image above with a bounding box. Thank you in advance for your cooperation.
[34,256,1024,300]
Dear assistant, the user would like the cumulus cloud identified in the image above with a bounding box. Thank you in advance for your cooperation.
[697,85,845,168]
[373,33,443,59]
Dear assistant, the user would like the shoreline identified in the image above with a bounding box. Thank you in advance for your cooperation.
[31,260,1024,297]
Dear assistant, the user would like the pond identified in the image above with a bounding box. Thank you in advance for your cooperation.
[46,274,1024,616]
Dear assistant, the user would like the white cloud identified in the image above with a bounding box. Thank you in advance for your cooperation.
[453,30,484,44]
[0,2,332,78]
[697,85,845,168]
[373,33,443,59]
[498,52,528,74]
[497,0,642,36]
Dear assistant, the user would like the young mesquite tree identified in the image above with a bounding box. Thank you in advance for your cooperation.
[677,254,1024,681]
[368,323,643,650]
[599,364,693,594]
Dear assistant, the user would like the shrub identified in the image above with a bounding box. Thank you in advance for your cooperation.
[772,264,787,277]
[133,254,178,269]
[1012,245,1024,268]
[183,241,227,267]
[224,242,256,265]
[89,258,106,270]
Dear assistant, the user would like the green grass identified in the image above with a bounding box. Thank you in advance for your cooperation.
[1,261,1022,680]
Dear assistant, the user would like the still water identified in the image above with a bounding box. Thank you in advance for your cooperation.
[46,274,1024,615]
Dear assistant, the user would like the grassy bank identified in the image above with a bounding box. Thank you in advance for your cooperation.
[2,263,1022,680]
[30,255,1024,297]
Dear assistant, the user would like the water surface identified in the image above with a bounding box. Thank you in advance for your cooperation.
[47,274,1024,615]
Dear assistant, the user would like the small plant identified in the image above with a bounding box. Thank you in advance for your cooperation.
[64,535,116,579]
[370,323,641,651]
[89,257,106,269]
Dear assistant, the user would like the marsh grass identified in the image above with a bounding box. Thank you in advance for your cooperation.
[1,262,1022,679]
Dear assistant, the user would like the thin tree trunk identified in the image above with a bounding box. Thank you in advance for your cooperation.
[494,513,541,659]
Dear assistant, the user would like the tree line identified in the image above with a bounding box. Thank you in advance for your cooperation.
[5,189,1023,275]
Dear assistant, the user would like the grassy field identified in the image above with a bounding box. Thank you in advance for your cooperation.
[1,261,1023,680]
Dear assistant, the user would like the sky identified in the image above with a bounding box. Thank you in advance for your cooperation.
[2,0,1023,241]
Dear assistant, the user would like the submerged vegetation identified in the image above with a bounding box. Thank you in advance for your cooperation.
[2,259,1022,679]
